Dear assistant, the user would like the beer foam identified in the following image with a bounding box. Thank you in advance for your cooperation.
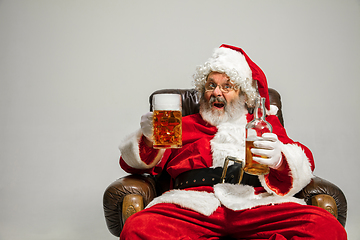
[153,94,182,110]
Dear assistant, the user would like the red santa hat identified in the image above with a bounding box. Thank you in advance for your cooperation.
[193,44,270,110]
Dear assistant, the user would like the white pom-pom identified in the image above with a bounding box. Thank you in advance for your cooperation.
[266,105,279,116]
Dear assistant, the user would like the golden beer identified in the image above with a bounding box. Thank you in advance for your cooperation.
[153,110,182,149]
[244,139,270,175]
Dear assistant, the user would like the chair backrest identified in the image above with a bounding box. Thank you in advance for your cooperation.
[149,88,284,126]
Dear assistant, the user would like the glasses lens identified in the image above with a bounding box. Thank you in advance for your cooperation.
[205,83,234,92]
[221,84,234,92]
[205,83,215,91]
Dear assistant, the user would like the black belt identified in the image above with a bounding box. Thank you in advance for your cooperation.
[173,163,262,189]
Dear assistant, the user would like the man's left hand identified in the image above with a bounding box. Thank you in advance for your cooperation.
[251,133,284,169]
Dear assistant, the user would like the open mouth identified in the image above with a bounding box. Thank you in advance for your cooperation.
[213,102,225,109]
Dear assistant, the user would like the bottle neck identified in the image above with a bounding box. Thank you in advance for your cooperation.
[254,97,266,120]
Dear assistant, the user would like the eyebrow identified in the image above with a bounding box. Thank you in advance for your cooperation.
[206,77,231,82]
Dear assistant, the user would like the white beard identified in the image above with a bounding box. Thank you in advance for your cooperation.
[199,94,248,126]
[199,94,249,167]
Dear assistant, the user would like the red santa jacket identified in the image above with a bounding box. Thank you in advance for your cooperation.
[119,112,314,215]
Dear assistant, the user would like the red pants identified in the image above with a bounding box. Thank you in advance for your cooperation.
[120,202,346,240]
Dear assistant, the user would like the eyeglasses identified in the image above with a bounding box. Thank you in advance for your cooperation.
[205,82,237,93]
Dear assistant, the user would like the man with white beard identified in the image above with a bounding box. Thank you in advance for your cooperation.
[118,44,347,239]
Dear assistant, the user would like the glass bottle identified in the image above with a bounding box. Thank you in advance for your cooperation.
[244,97,272,175]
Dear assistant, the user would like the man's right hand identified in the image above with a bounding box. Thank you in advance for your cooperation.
[140,112,154,145]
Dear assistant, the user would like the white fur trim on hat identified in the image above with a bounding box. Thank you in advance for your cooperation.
[119,129,165,169]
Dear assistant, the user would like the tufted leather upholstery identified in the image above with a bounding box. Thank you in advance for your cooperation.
[103,88,347,237]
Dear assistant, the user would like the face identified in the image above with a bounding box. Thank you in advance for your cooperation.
[204,72,240,110]
[200,72,247,126]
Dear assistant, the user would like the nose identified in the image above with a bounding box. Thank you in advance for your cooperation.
[212,85,223,96]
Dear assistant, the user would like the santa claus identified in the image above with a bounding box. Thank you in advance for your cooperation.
[118,44,346,239]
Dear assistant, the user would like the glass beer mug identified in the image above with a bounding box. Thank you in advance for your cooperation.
[152,94,182,149]
[244,97,272,175]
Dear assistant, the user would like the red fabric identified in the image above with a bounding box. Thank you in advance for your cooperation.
[220,44,270,110]
[120,113,314,195]
[265,159,293,195]
[120,202,347,240]
[120,113,217,177]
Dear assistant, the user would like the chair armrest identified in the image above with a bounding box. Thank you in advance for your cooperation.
[103,174,157,237]
[295,176,347,227]
[122,194,144,223]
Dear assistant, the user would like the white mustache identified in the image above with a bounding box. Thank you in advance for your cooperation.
[209,96,227,106]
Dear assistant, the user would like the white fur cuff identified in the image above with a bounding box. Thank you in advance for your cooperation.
[259,144,313,196]
[119,129,164,169]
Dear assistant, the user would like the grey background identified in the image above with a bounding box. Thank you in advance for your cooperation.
[1,0,359,239]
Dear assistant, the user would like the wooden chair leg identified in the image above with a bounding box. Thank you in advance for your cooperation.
[122,194,144,224]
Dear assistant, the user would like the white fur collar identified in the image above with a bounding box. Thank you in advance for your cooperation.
[210,113,247,168]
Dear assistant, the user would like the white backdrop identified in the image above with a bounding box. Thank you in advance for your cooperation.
[1,1,359,239]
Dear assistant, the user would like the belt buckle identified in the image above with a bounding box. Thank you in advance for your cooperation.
[220,156,244,184]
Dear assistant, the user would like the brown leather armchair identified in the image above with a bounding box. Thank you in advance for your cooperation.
[103,88,347,237]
